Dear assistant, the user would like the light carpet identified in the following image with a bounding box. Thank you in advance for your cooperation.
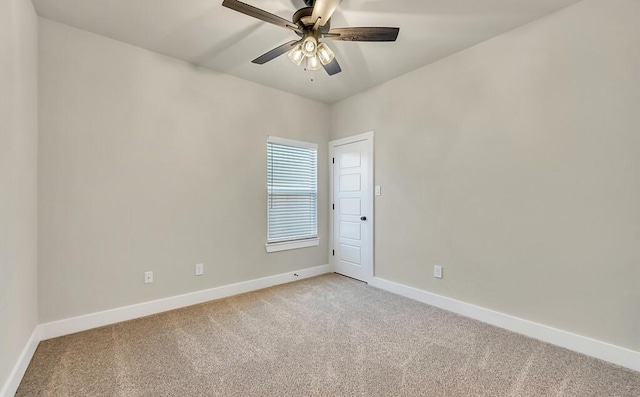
[17,274,640,396]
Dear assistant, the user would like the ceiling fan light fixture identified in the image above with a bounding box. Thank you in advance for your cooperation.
[316,43,334,65]
[222,0,400,77]
[306,55,321,71]
[301,36,318,58]
[288,44,305,65]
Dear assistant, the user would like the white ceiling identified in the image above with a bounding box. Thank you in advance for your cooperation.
[32,0,581,104]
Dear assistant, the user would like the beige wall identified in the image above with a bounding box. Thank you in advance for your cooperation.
[0,0,39,389]
[38,18,330,323]
[29,0,640,355]
[331,0,640,351]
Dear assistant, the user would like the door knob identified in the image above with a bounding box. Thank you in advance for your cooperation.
[360,216,367,221]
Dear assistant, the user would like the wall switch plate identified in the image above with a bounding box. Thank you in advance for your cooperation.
[144,271,154,284]
[375,185,381,196]
[434,266,443,279]
[195,263,204,276]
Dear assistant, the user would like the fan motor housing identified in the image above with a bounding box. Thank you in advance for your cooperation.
[293,7,331,34]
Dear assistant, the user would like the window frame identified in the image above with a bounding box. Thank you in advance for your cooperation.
[265,136,319,253]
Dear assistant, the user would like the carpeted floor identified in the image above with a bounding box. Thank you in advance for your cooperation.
[17,274,640,396]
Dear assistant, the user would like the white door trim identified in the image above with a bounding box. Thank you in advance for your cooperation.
[329,131,374,282]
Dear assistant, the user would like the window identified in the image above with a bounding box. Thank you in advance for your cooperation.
[266,136,319,253]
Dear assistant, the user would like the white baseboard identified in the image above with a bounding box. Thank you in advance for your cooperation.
[6,267,635,396]
[0,327,41,397]
[369,277,640,372]
[40,264,331,341]
[3,264,330,397]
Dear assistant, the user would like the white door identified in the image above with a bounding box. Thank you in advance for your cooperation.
[330,132,373,282]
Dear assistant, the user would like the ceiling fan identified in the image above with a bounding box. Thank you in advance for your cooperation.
[221,0,400,76]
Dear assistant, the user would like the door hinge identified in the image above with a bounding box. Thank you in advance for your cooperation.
[332,157,335,164]
[332,250,335,256]
[332,204,334,210]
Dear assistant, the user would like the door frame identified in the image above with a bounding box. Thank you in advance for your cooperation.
[328,131,374,283]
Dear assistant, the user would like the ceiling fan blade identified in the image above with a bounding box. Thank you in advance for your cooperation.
[252,40,301,64]
[322,57,341,76]
[311,0,340,27]
[326,27,400,42]
[222,0,302,33]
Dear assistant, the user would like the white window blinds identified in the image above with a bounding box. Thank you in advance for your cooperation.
[267,137,318,244]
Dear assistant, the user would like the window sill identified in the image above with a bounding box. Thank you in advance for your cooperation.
[265,238,320,253]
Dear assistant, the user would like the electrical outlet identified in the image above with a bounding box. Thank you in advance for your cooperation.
[195,263,204,276]
[144,271,154,284]
[434,266,443,279]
